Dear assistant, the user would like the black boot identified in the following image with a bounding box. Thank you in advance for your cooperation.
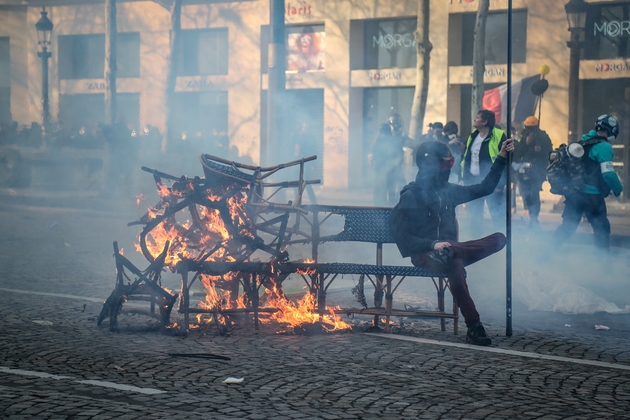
[466,321,492,346]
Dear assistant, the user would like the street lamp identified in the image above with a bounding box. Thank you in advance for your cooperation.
[35,7,54,128]
[565,0,588,143]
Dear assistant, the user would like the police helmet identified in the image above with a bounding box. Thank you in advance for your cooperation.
[595,114,619,139]
[388,114,404,133]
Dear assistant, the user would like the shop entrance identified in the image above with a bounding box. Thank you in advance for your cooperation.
[171,91,228,158]
[361,87,413,188]
[261,88,324,182]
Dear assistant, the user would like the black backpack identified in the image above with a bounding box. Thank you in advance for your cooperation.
[546,139,602,196]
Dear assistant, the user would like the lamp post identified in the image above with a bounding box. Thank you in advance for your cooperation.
[35,7,54,128]
[565,0,588,144]
[266,0,286,166]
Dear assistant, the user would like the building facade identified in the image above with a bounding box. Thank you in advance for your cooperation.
[0,0,628,195]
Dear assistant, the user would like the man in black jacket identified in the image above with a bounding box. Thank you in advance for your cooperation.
[513,116,553,228]
[390,139,514,346]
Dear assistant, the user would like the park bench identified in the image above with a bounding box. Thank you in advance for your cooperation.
[176,202,460,334]
[292,205,460,333]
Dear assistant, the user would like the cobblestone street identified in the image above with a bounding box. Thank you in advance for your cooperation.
[2,201,630,419]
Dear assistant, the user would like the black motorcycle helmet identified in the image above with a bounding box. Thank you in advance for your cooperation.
[415,141,454,187]
[415,140,454,170]
[595,114,619,141]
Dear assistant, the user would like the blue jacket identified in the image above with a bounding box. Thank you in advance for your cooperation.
[580,130,623,197]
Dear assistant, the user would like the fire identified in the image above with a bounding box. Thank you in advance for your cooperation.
[132,159,349,334]
[197,274,247,314]
[296,258,316,275]
[135,182,246,268]
[134,218,193,266]
[156,182,170,198]
[263,287,351,332]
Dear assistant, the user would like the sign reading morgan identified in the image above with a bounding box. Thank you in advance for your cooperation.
[595,62,630,72]
[594,20,630,37]
[369,71,402,81]
[373,34,415,50]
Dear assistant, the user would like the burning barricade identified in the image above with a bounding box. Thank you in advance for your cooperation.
[98,154,352,334]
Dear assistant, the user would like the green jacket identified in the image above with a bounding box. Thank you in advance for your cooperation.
[580,130,623,197]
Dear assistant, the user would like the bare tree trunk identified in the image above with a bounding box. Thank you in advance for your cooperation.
[471,0,489,123]
[164,0,182,152]
[104,0,117,125]
[409,0,432,143]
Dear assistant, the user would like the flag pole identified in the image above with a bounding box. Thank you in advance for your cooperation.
[505,0,513,337]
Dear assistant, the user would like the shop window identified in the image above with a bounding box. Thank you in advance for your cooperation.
[364,19,417,69]
[0,37,10,123]
[58,92,140,130]
[286,25,326,72]
[584,4,630,60]
[58,33,140,79]
[177,29,228,76]
[170,91,229,155]
[460,10,527,65]
[261,25,269,75]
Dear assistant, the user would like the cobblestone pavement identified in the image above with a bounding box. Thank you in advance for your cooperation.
[2,202,630,419]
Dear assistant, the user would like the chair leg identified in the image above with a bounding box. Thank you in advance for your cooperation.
[453,297,459,335]
[438,277,446,332]
[384,276,393,333]
[373,275,384,327]
[181,270,189,332]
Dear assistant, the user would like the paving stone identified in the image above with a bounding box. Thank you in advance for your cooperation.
[3,204,630,418]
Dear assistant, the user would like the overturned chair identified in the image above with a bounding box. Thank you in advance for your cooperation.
[97,241,177,331]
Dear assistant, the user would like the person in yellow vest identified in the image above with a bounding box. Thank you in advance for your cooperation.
[460,110,507,238]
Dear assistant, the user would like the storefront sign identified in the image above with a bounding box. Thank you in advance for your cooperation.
[595,62,630,72]
[469,67,506,77]
[60,79,140,95]
[86,81,105,91]
[185,79,214,89]
[286,2,311,15]
[449,0,508,7]
[594,21,630,38]
[372,34,415,50]
[287,74,304,83]
[175,76,225,92]
[580,59,630,79]
[369,71,402,81]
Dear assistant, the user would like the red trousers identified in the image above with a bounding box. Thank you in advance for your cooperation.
[411,233,507,327]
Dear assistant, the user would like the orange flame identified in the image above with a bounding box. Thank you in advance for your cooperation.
[263,287,351,332]
[137,173,347,333]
